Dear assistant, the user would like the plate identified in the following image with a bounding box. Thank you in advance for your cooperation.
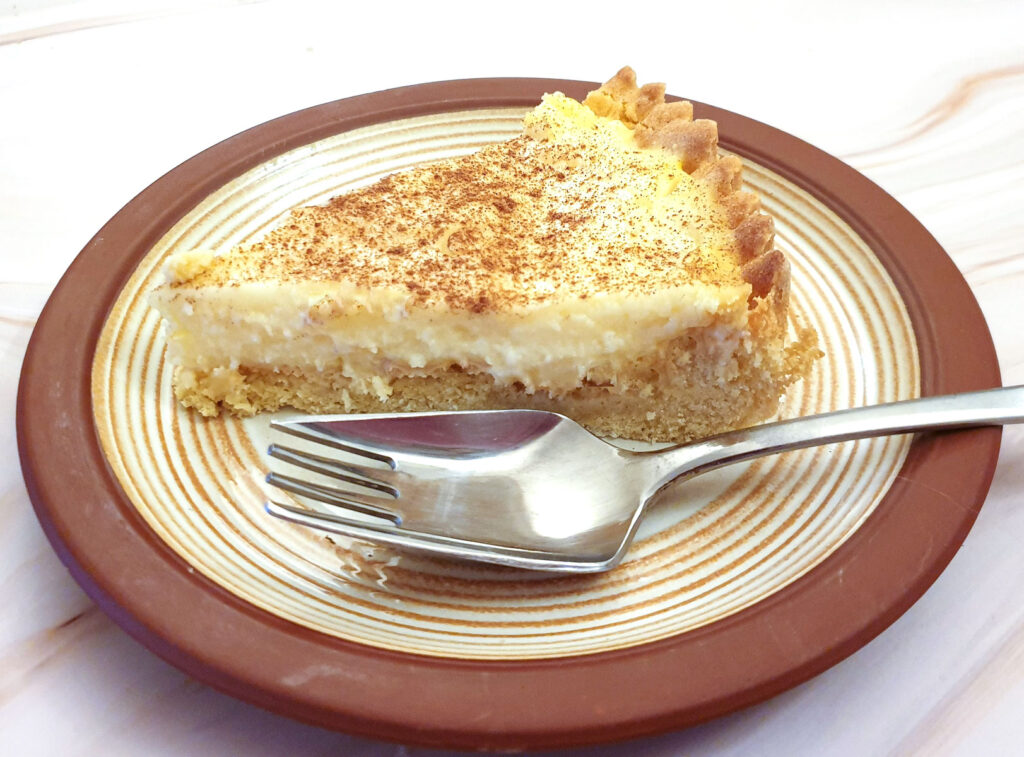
[17,78,1001,750]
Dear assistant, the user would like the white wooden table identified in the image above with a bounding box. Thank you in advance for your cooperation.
[3,1,1023,754]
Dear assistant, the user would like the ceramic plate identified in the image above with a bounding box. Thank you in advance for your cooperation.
[18,78,1001,750]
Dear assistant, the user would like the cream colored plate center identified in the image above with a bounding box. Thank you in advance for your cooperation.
[92,107,919,661]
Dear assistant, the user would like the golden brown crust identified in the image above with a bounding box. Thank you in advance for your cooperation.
[741,250,788,301]
[581,67,666,125]
[734,214,775,261]
[640,101,696,131]
[694,155,744,199]
[720,192,762,229]
[637,119,719,173]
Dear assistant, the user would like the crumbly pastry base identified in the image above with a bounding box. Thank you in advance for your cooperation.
[175,328,819,442]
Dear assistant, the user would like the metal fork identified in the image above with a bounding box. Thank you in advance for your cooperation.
[264,385,1023,572]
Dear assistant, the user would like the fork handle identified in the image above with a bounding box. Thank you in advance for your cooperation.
[644,385,1023,496]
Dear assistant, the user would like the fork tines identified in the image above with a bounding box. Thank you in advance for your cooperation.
[265,420,402,524]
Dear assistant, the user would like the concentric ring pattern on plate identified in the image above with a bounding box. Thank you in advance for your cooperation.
[92,107,920,661]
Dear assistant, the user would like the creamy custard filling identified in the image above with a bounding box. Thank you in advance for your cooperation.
[153,280,751,395]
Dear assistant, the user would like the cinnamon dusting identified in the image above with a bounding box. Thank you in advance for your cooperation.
[174,67,782,316]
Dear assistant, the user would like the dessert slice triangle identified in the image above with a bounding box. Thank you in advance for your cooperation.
[152,67,817,442]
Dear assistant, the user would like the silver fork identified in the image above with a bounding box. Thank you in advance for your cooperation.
[264,385,1023,572]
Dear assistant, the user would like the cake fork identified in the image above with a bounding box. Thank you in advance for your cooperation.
[264,385,1023,572]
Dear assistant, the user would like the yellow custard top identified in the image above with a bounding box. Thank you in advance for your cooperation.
[168,93,748,314]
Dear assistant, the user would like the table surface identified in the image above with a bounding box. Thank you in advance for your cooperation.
[3,1,1023,754]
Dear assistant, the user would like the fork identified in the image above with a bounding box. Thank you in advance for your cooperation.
[264,385,1023,572]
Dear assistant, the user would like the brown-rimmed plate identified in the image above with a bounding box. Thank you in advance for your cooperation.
[17,78,1001,751]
